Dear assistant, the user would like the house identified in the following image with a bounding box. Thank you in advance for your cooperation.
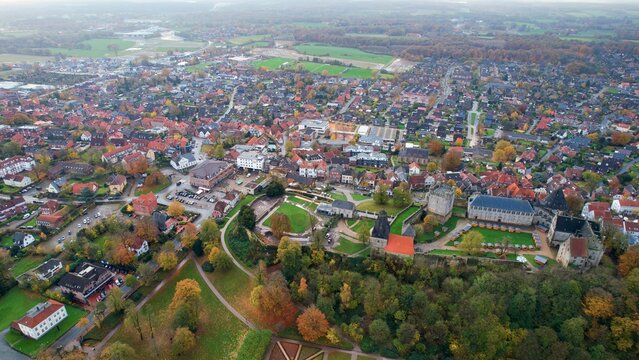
[0,196,27,221]
[107,175,127,195]
[132,192,158,216]
[398,148,429,165]
[80,131,92,141]
[48,162,94,177]
[331,200,355,218]
[13,232,36,248]
[408,162,421,176]
[611,199,639,214]
[236,151,266,172]
[0,156,36,178]
[33,259,63,280]
[36,213,65,229]
[126,238,149,257]
[11,300,67,340]
[557,237,589,268]
[72,182,98,195]
[212,201,229,219]
[101,144,135,164]
[40,200,59,215]
[189,160,234,188]
[3,174,32,188]
[467,194,534,225]
[171,153,198,170]
[223,191,240,208]
[58,262,114,303]
[122,152,147,172]
[581,202,611,221]
[353,152,388,168]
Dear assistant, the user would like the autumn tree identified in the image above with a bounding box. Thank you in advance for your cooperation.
[358,226,370,245]
[106,287,126,313]
[135,218,159,242]
[460,231,484,256]
[297,306,330,341]
[100,342,136,360]
[441,150,462,171]
[583,288,615,320]
[251,272,296,326]
[167,201,185,217]
[180,222,198,248]
[618,245,639,277]
[422,214,439,232]
[270,213,291,239]
[611,132,632,146]
[199,219,220,244]
[426,161,438,173]
[582,171,602,196]
[428,139,445,156]
[111,243,134,266]
[124,302,144,341]
[157,251,178,271]
[277,236,302,279]
[172,327,196,356]
[492,140,517,162]
[565,193,584,217]
[212,251,232,272]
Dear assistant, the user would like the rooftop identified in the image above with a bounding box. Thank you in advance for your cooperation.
[470,195,534,213]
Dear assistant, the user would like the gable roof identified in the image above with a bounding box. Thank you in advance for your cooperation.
[470,195,534,213]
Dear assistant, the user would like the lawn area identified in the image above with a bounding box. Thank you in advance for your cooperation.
[252,57,294,70]
[287,195,318,210]
[415,216,460,244]
[346,218,358,227]
[350,218,375,234]
[0,184,21,194]
[0,287,44,330]
[523,254,558,269]
[83,310,124,345]
[351,193,371,201]
[135,178,170,196]
[5,305,87,357]
[327,352,353,360]
[252,57,377,79]
[429,249,518,261]
[263,203,311,233]
[230,34,269,45]
[342,68,375,78]
[329,192,347,201]
[334,237,368,255]
[1,234,13,248]
[453,207,466,217]
[23,217,37,227]
[10,256,44,277]
[300,345,322,358]
[294,43,393,64]
[356,200,405,216]
[455,228,535,247]
[48,38,135,58]
[390,206,420,235]
[110,261,248,359]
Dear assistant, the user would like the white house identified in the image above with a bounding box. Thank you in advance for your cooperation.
[171,154,198,170]
[611,199,639,214]
[33,259,63,280]
[80,131,92,141]
[3,174,32,188]
[13,232,36,248]
[408,162,421,176]
[127,238,149,257]
[0,156,36,178]
[236,151,266,172]
[12,300,67,340]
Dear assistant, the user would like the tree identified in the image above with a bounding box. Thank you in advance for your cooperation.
[618,245,639,276]
[610,316,638,351]
[80,187,96,202]
[167,201,185,217]
[358,226,370,245]
[559,317,586,347]
[492,140,516,162]
[100,342,136,360]
[277,236,302,279]
[369,319,391,345]
[111,243,134,266]
[602,224,628,261]
[270,213,291,239]
[422,214,439,232]
[441,150,462,171]
[565,193,584,217]
[266,181,285,197]
[124,274,138,288]
[582,171,603,196]
[460,231,484,256]
[426,161,438,173]
[213,143,225,159]
[373,184,389,205]
[157,251,177,271]
[392,182,411,207]
[238,205,256,230]
[192,239,204,256]
[93,301,107,329]
[199,219,221,244]
[611,132,632,145]
[180,222,198,248]
[339,283,357,310]
[251,272,296,326]
[172,327,196,356]
[212,251,232,272]
[583,288,615,320]
[297,306,329,341]
[124,302,144,341]
[107,287,126,313]
[428,139,445,156]
[135,218,159,242]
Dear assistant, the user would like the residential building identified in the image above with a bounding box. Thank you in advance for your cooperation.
[236,151,266,171]
[33,259,63,281]
[427,184,455,223]
[48,162,95,177]
[467,195,534,225]
[611,199,639,214]
[398,148,429,165]
[11,300,67,340]
[353,152,388,168]
[171,153,198,170]
[101,144,135,164]
[330,200,355,218]
[72,182,98,195]
[13,232,36,248]
[299,119,329,134]
[3,174,32,188]
[107,175,127,195]
[0,156,36,178]
[0,196,27,221]
[132,192,158,216]
[189,160,234,188]
[126,238,149,257]
[58,262,114,303]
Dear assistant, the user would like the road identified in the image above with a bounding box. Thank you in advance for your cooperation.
[0,328,29,360]
[219,85,238,121]
[467,101,480,148]
[618,156,639,175]
[427,65,457,119]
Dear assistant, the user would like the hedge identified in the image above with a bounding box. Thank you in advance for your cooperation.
[236,329,272,360]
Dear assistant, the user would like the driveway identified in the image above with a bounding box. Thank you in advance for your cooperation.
[0,328,29,360]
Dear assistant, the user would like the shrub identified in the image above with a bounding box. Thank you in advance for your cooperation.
[236,329,272,360]
[360,336,378,353]
[202,261,214,272]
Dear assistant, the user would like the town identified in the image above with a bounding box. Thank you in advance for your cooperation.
[0,1,639,360]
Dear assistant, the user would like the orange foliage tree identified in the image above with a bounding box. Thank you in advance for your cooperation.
[297,306,329,342]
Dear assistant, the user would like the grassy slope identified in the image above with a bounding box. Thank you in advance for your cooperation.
[263,202,311,233]
[390,206,420,235]
[355,200,405,216]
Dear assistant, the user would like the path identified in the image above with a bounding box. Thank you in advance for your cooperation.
[415,218,471,253]
[220,203,256,279]
[0,328,29,360]
[219,86,238,121]
[88,255,191,359]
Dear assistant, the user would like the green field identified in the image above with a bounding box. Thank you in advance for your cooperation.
[186,62,210,73]
[111,261,248,359]
[452,228,535,247]
[229,35,269,45]
[390,206,420,235]
[5,305,87,357]
[351,193,371,201]
[287,196,318,211]
[350,218,375,234]
[355,200,405,216]
[264,203,311,233]
[253,57,293,70]
[524,254,558,269]
[294,43,393,64]
[252,56,376,79]
[334,237,368,255]
[415,216,459,243]
[0,287,44,330]
[329,192,347,201]
[10,256,44,277]
[48,38,136,58]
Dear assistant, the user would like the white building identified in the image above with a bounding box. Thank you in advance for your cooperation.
[611,199,639,214]
[171,153,198,170]
[127,238,149,257]
[3,174,32,188]
[467,194,534,226]
[236,151,266,172]
[13,232,36,248]
[0,156,36,178]
[12,300,67,340]
[298,119,329,134]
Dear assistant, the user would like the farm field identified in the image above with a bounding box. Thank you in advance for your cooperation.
[294,43,393,64]
[48,38,135,57]
[5,305,87,357]
[110,261,248,359]
[252,56,376,79]
[264,202,311,233]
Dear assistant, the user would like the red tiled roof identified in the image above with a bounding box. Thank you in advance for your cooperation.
[570,237,588,258]
[15,299,64,329]
[385,234,415,256]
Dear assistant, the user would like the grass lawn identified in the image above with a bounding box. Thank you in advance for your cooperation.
[23,217,37,227]
[252,57,293,70]
[346,218,358,227]
[135,178,170,196]
[83,311,124,345]
[358,356,376,360]
[415,216,460,244]
[334,237,368,255]
[350,218,374,234]
[0,184,21,194]
[390,206,420,235]
[0,287,44,330]
[327,352,352,360]
[523,254,558,269]
[252,57,376,79]
[5,305,87,357]
[456,228,535,247]
[453,207,466,217]
[294,43,393,64]
[263,203,311,233]
[351,193,371,201]
[356,200,405,216]
[1,235,13,248]
[329,192,347,201]
[49,38,135,58]
[10,256,44,277]
[110,261,248,359]
[287,195,318,211]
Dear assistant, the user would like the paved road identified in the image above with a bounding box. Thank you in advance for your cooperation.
[0,328,29,360]
[427,65,457,119]
[618,156,639,175]
[219,86,238,121]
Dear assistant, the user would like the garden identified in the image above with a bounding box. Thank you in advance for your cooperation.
[389,206,421,235]
[414,216,460,243]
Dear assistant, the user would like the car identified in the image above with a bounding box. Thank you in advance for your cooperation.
[61,236,65,240]
[68,230,72,235]
[97,212,101,217]
[57,239,63,244]
[78,224,82,228]
[115,278,123,287]
[22,213,30,219]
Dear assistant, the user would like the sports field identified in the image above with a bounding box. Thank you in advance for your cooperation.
[294,43,393,64]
